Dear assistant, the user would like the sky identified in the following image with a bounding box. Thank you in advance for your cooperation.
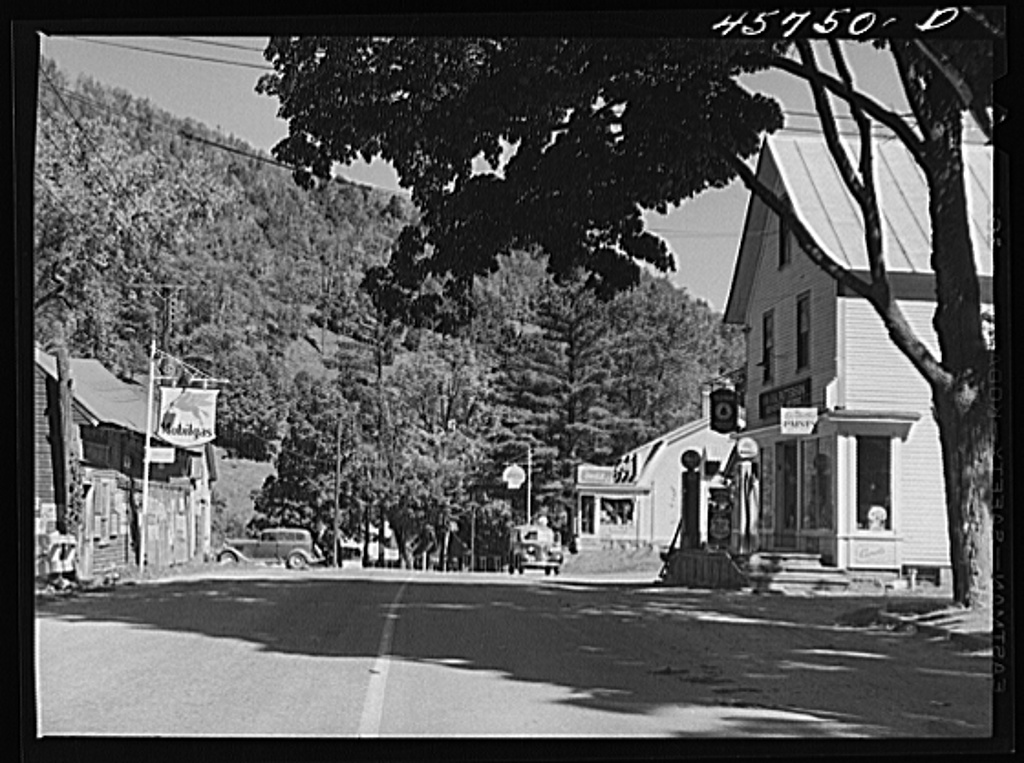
[37,33,914,312]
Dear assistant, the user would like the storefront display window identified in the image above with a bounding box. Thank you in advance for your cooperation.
[760,446,774,532]
[801,437,833,530]
[856,436,892,530]
[776,441,798,532]
[580,495,595,535]
[601,497,634,527]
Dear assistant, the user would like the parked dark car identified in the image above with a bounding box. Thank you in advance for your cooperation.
[508,523,563,575]
[217,528,324,570]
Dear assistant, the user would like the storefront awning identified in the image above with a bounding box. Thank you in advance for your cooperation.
[574,482,651,496]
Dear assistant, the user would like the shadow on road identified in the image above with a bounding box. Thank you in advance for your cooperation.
[34,572,992,740]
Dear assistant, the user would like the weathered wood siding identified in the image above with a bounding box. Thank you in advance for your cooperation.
[34,367,58,506]
[840,297,949,566]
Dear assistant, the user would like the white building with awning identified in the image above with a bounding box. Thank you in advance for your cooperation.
[573,415,736,550]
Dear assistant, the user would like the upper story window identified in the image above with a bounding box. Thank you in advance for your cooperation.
[796,291,811,371]
[762,309,774,384]
[778,214,791,268]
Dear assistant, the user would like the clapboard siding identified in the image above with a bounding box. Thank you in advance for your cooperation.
[841,298,949,566]
[897,415,950,565]
[842,298,939,412]
[743,214,839,429]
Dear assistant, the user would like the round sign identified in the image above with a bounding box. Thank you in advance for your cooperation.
[680,449,702,471]
[736,437,759,461]
[709,515,731,541]
[502,464,526,489]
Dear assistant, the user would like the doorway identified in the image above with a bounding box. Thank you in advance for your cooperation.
[774,441,798,548]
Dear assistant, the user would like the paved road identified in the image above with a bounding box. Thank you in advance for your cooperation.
[34,566,993,738]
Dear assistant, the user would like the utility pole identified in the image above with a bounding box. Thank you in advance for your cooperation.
[526,445,532,525]
[56,344,84,541]
[470,506,476,573]
[140,339,157,573]
[333,412,342,567]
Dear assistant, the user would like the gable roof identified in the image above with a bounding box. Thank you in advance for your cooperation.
[35,347,164,441]
[621,416,737,484]
[724,133,993,324]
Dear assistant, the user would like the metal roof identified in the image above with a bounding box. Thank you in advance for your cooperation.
[769,134,992,275]
[35,347,163,441]
[725,133,993,323]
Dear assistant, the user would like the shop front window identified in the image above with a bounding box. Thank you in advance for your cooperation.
[776,441,798,533]
[801,437,833,530]
[580,495,595,535]
[856,436,892,531]
[601,498,634,527]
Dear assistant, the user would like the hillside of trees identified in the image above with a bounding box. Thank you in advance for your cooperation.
[33,57,743,563]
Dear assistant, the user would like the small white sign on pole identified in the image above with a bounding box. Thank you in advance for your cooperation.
[502,464,526,489]
[147,446,176,464]
[780,407,818,436]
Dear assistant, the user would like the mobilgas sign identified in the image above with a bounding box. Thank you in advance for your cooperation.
[158,387,219,448]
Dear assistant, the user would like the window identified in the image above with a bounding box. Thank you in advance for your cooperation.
[762,310,774,383]
[796,292,811,370]
[779,214,791,268]
[600,498,634,527]
[801,437,833,530]
[580,495,595,535]
[856,436,892,530]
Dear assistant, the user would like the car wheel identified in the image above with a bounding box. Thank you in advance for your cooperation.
[287,551,309,570]
[545,567,552,576]
[217,550,239,565]
[554,566,561,576]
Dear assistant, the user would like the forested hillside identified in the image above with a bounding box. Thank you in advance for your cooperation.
[33,57,743,561]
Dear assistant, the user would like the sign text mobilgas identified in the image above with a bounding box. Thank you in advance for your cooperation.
[158,387,220,448]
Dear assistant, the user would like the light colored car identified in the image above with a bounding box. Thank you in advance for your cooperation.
[508,523,563,575]
[217,527,324,570]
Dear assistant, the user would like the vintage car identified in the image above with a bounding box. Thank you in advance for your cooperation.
[508,522,563,575]
[217,527,324,570]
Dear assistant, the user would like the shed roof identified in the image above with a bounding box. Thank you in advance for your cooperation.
[725,133,993,324]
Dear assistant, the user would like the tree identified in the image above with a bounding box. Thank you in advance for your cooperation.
[259,25,1001,608]
[250,372,369,541]
[484,268,617,529]
[604,274,744,451]
[722,35,1000,609]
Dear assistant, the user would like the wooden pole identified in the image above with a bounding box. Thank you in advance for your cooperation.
[55,346,74,535]
[526,446,532,525]
[333,413,342,567]
[140,339,156,573]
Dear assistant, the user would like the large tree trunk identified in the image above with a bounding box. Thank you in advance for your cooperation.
[933,380,993,609]
[922,111,993,611]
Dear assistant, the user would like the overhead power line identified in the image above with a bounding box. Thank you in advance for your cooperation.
[67,36,273,71]
[169,36,269,53]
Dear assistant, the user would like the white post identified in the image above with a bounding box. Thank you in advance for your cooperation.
[526,446,532,525]
[140,339,156,573]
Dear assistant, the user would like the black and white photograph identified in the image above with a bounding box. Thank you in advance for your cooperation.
[17,8,1011,755]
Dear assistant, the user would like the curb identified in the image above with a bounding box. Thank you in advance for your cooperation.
[877,610,991,652]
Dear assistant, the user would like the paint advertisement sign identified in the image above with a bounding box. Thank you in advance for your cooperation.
[780,407,819,436]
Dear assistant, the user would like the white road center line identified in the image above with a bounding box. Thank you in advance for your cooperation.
[357,578,411,736]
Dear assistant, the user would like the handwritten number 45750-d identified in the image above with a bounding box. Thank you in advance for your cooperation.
[711,8,962,38]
